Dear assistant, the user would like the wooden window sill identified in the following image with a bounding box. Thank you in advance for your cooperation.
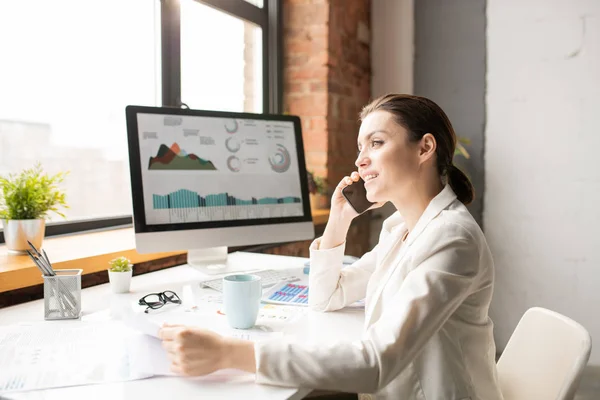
[0,209,330,293]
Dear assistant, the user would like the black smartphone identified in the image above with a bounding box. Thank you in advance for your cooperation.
[341,177,375,214]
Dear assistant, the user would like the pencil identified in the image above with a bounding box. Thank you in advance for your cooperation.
[26,250,50,276]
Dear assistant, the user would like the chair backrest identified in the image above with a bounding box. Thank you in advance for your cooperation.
[496,307,592,400]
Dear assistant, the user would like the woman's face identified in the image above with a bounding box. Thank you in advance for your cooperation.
[355,110,421,203]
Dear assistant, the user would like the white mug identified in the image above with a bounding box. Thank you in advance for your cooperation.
[222,274,262,329]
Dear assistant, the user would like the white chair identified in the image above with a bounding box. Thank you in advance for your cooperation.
[496,307,592,400]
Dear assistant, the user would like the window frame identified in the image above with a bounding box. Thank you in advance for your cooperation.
[0,0,283,244]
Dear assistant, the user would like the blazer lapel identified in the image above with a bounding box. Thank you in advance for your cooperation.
[364,185,458,327]
[401,185,457,248]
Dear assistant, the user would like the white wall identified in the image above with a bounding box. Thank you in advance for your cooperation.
[413,0,487,227]
[371,0,414,97]
[370,0,414,248]
[486,0,600,364]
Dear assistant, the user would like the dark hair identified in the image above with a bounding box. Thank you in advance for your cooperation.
[360,94,474,205]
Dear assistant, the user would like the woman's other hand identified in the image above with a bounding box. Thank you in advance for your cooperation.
[158,323,257,376]
[159,324,228,376]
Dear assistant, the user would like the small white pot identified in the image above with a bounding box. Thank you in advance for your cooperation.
[108,269,133,293]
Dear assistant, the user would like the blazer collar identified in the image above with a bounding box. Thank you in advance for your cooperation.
[404,184,457,246]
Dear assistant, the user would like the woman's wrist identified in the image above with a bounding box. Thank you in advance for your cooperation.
[320,215,351,249]
[222,337,257,373]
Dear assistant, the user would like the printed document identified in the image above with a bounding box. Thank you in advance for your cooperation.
[0,320,164,394]
[0,316,283,394]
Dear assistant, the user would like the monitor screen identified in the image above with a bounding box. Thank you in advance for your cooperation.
[125,106,314,256]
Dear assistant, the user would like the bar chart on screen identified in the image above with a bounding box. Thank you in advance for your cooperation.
[152,189,301,209]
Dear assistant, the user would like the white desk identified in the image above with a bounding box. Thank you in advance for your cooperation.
[0,252,364,400]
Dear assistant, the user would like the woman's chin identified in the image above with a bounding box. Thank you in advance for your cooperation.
[365,191,378,204]
[366,187,387,204]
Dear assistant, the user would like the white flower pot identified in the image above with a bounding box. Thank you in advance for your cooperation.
[2,219,46,254]
[108,269,132,293]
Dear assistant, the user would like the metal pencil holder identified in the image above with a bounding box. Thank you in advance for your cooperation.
[43,269,82,320]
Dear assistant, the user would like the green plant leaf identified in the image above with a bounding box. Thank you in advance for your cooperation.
[454,142,471,160]
[313,175,328,195]
[306,170,328,195]
[0,163,69,220]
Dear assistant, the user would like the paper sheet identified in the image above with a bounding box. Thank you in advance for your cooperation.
[0,312,285,395]
[218,328,284,342]
[121,312,161,338]
[119,307,284,342]
[0,321,164,394]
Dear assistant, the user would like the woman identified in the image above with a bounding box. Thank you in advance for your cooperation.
[159,94,504,400]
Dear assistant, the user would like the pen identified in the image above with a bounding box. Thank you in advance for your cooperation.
[27,241,55,276]
[41,249,53,272]
[26,250,50,276]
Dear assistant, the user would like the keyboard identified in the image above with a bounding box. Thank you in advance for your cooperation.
[200,268,302,292]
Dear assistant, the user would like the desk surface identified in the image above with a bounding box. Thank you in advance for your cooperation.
[0,252,364,400]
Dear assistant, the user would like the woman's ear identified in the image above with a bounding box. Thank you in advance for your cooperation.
[419,133,437,162]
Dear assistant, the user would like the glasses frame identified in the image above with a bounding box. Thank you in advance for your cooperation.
[138,290,182,313]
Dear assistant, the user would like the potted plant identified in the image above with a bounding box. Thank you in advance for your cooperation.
[307,171,329,210]
[0,163,68,254]
[108,256,133,293]
[455,137,471,160]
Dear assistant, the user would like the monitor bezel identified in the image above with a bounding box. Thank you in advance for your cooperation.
[125,105,313,234]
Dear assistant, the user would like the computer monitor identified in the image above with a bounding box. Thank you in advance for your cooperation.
[125,105,315,274]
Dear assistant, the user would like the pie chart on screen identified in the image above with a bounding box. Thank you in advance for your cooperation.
[224,119,238,134]
[268,144,291,173]
[225,137,241,153]
[227,156,241,172]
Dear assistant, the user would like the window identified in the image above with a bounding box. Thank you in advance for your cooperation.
[181,0,263,113]
[0,0,282,243]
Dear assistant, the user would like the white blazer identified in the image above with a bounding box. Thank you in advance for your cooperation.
[255,185,504,400]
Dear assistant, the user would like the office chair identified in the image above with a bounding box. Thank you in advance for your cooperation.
[496,307,592,400]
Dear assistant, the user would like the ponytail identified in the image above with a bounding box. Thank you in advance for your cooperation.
[447,164,474,205]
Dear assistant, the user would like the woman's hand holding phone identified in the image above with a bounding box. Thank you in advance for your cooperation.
[320,172,385,250]
[332,172,384,219]
[331,172,365,220]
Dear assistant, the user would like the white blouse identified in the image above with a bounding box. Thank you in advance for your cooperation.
[254,185,504,400]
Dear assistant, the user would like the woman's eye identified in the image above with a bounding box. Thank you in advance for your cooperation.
[371,140,383,147]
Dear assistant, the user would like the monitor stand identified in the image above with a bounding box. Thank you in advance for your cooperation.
[187,246,246,275]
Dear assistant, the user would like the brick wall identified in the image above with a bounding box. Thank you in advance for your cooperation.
[283,0,372,257]
[283,0,330,179]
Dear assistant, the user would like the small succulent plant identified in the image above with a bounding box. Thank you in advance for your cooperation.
[108,256,133,273]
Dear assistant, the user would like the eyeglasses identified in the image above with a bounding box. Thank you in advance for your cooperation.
[138,290,181,313]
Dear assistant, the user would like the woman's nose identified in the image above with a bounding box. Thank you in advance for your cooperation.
[355,152,369,168]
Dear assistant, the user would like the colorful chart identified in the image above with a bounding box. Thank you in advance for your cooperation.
[268,144,291,173]
[263,283,309,305]
[226,156,241,172]
[224,119,238,134]
[152,189,301,209]
[225,137,241,153]
[148,143,217,171]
